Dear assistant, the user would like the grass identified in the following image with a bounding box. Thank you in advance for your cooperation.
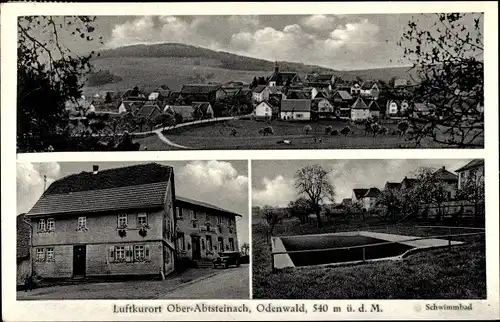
[133,119,458,150]
[253,217,486,299]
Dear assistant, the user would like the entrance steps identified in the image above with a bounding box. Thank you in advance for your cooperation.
[194,260,213,268]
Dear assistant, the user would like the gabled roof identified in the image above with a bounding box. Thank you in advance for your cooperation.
[176,196,241,217]
[192,102,212,114]
[286,90,307,100]
[317,74,334,82]
[351,97,368,110]
[401,177,418,189]
[385,182,401,190]
[341,198,352,205]
[181,84,220,95]
[361,80,379,90]
[281,99,311,112]
[27,163,173,216]
[363,187,381,198]
[455,159,484,173]
[121,100,146,114]
[433,167,459,182]
[334,90,353,101]
[166,105,194,119]
[252,85,268,93]
[368,100,380,111]
[136,101,162,118]
[353,188,369,200]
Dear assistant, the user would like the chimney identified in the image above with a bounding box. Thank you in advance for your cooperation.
[93,165,99,175]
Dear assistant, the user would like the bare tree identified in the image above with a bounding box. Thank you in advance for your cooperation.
[261,205,283,243]
[294,165,335,228]
[287,197,312,224]
[399,13,484,147]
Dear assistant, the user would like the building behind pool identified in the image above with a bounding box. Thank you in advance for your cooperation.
[23,163,241,282]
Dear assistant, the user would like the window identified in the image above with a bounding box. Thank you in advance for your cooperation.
[218,237,224,252]
[115,246,125,261]
[217,216,223,225]
[36,248,45,261]
[137,213,147,227]
[134,245,145,261]
[77,216,87,230]
[38,219,46,231]
[206,236,213,251]
[176,207,183,219]
[46,248,55,261]
[177,232,185,251]
[229,238,235,251]
[296,113,303,118]
[47,218,55,231]
[118,214,127,228]
[192,210,197,219]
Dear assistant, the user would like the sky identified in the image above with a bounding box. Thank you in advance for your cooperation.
[252,159,474,207]
[25,13,483,70]
[17,160,249,246]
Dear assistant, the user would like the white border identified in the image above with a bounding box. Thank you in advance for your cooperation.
[2,1,499,321]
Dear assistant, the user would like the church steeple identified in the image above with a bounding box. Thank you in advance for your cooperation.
[274,61,279,74]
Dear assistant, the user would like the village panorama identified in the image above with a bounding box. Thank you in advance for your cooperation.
[17,14,484,152]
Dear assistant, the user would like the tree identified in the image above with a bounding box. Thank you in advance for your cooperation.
[104,91,112,103]
[153,113,175,131]
[457,174,485,217]
[398,13,484,147]
[287,198,312,224]
[294,165,335,228]
[412,167,451,222]
[250,77,258,89]
[261,206,283,243]
[17,16,103,152]
[397,120,409,135]
[340,126,351,137]
[344,200,363,220]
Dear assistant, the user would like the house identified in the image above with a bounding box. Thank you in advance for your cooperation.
[117,100,146,115]
[180,84,220,105]
[350,97,370,121]
[400,176,418,190]
[253,101,274,119]
[174,197,240,261]
[384,182,401,190]
[136,101,163,119]
[252,85,271,103]
[360,81,380,100]
[367,100,381,119]
[285,90,308,100]
[268,86,286,101]
[192,102,214,119]
[25,163,177,280]
[341,198,352,208]
[350,82,362,96]
[394,78,409,88]
[352,189,369,203]
[280,99,311,121]
[267,62,300,87]
[386,100,400,116]
[332,90,353,119]
[311,87,329,99]
[455,159,485,190]
[433,166,459,200]
[305,73,335,91]
[412,102,435,117]
[362,188,381,211]
[312,98,335,119]
[17,213,32,287]
[148,88,171,101]
[164,105,195,122]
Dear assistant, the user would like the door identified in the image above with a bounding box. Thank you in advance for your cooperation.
[73,245,86,277]
[191,236,201,260]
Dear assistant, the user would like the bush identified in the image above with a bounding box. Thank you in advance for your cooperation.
[331,129,339,136]
[304,125,312,134]
[324,125,333,135]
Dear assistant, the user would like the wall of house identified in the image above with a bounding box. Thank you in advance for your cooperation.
[351,109,370,120]
[162,178,176,254]
[362,197,376,211]
[31,208,165,247]
[255,103,272,117]
[370,110,380,118]
[292,111,311,121]
[33,241,165,279]
[458,166,485,190]
[175,203,238,261]
[387,102,398,115]
[318,100,333,113]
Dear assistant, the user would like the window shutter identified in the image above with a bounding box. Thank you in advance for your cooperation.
[125,245,132,262]
[108,246,115,263]
[145,245,151,261]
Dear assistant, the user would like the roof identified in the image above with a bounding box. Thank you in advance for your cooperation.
[121,100,146,114]
[334,90,353,101]
[317,74,334,82]
[361,80,378,89]
[385,182,401,190]
[341,198,352,205]
[351,97,369,110]
[252,85,267,93]
[136,101,162,118]
[192,102,212,114]
[401,177,418,189]
[353,188,368,200]
[368,100,380,111]
[455,159,484,173]
[286,90,307,100]
[281,99,311,112]
[413,103,433,112]
[434,167,459,181]
[363,187,381,198]
[166,105,194,119]
[394,78,408,87]
[27,163,173,216]
[181,84,220,95]
[268,71,298,83]
[176,196,241,217]
[17,214,30,259]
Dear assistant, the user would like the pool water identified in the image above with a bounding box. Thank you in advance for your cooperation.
[280,235,414,267]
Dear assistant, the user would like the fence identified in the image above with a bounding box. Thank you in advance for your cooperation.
[270,226,485,270]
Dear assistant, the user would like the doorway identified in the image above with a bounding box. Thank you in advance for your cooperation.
[73,245,86,277]
[191,236,201,260]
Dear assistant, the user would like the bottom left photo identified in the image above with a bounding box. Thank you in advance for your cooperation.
[16,160,250,300]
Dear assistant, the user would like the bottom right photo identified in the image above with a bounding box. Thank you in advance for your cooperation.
[251,159,485,299]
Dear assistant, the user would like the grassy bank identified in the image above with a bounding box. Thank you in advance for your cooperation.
[252,218,486,299]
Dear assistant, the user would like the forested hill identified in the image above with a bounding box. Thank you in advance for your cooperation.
[97,43,336,74]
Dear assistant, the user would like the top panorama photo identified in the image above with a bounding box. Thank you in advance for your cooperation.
[17,14,484,152]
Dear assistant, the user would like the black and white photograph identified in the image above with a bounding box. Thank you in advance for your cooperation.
[17,13,484,152]
[16,160,250,300]
[252,159,486,299]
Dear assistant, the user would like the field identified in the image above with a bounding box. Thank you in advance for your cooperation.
[253,217,486,299]
[133,118,461,150]
[84,57,268,95]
